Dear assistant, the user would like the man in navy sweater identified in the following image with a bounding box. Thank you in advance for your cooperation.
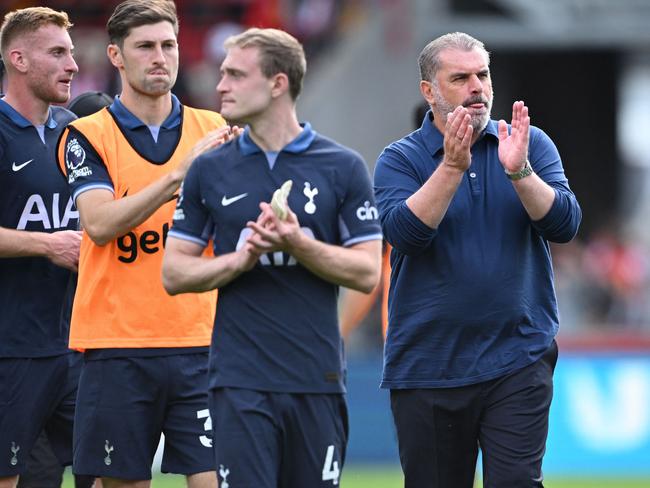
[374,32,582,488]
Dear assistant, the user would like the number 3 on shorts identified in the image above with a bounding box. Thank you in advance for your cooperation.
[196,409,212,448]
[322,444,340,485]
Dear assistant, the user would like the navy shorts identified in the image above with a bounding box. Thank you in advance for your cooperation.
[390,340,558,488]
[17,431,63,488]
[0,353,81,477]
[17,431,96,488]
[209,388,348,488]
[73,352,214,480]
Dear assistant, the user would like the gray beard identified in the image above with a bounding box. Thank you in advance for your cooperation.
[433,90,491,133]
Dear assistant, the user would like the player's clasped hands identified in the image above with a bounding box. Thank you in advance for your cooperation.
[246,200,302,255]
[228,201,298,274]
[442,105,473,173]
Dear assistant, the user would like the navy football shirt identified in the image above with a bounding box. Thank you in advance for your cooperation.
[169,124,383,393]
[0,99,77,357]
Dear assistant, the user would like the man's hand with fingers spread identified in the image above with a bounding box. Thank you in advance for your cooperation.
[174,125,241,182]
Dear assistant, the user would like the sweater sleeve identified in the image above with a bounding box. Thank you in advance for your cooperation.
[374,140,438,256]
[528,127,582,243]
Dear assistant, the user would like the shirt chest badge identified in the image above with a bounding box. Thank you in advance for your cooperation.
[303,182,318,214]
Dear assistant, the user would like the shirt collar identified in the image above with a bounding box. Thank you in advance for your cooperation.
[0,98,58,129]
[421,109,499,156]
[238,122,316,156]
[109,94,182,130]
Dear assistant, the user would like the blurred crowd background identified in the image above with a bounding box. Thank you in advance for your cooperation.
[3,0,650,349]
[1,0,357,111]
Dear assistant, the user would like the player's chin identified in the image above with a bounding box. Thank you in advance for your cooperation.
[52,89,72,104]
[221,108,245,125]
[219,103,236,118]
[143,80,173,97]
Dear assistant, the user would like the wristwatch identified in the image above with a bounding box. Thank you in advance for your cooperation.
[505,160,533,180]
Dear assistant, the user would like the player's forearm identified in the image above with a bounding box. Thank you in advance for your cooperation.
[339,286,380,339]
[406,162,464,229]
[80,171,183,246]
[290,237,382,293]
[163,252,219,295]
[163,248,252,295]
[510,171,555,221]
[0,227,53,258]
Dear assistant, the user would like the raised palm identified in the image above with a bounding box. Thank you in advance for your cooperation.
[498,101,530,173]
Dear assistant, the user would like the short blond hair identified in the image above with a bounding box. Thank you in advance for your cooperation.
[1,7,72,58]
[224,28,306,100]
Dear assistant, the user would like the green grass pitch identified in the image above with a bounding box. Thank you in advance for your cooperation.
[62,466,650,487]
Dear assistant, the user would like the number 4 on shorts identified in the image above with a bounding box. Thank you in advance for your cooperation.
[322,444,340,485]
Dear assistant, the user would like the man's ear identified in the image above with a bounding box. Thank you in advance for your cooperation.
[419,80,436,107]
[107,43,123,69]
[8,48,27,74]
[270,72,289,99]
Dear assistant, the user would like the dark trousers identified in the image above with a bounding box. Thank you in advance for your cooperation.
[390,341,558,488]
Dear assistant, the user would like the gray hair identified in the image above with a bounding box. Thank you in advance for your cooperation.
[418,32,489,81]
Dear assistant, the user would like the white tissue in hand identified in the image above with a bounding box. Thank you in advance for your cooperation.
[270,179,293,220]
